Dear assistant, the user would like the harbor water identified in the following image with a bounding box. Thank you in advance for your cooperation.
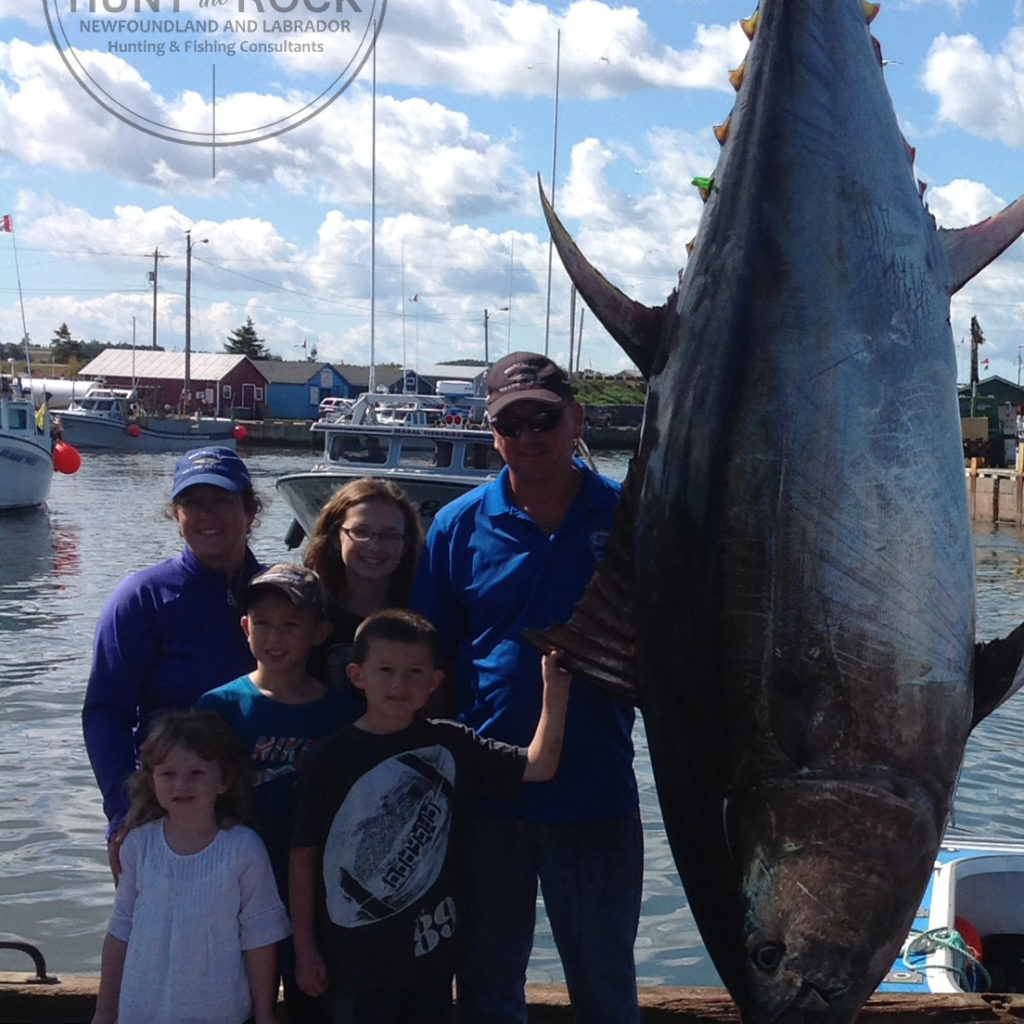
[2,447,1024,987]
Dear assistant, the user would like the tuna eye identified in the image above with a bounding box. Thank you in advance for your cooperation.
[751,942,785,972]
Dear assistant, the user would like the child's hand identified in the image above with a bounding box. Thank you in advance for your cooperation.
[107,825,128,883]
[295,948,329,997]
[541,649,572,702]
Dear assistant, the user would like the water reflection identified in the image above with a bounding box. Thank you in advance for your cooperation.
[0,508,55,588]
[3,452,1024,987]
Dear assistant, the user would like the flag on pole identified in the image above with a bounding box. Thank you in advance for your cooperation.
[1,214,11,233]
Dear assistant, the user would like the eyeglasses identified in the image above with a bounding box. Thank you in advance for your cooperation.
[490,406,566,438]
[339,525,406,546]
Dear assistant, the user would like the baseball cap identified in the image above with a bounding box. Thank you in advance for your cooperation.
[243,563,328,619]
[485,352,574,418]
[171,446,251,500]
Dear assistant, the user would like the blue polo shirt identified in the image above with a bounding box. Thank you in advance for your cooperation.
[410,463,638,822]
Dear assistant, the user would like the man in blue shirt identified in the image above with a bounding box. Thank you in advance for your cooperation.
[411,353,641,1024]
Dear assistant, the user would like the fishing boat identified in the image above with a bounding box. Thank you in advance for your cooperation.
[276,392,503,544]
[880,832,1024,995]
[0,375,54,510]
[57,387,239,452]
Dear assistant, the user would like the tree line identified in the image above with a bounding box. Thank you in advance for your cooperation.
[2,317,318,365]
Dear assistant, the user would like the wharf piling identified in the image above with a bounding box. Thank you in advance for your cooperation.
[966,453,1024,525]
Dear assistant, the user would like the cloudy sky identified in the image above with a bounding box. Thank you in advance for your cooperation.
[2,0,1024,382]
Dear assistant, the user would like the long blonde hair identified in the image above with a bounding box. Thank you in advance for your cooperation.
[125,710,250,831]
[303,478,423,609]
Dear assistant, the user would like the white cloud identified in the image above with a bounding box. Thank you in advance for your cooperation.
[927,178,1010,227]
[923,30,1024,145]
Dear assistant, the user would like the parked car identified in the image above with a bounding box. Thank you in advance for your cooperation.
[318,397,354,420]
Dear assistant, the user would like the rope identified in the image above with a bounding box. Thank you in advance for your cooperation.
[901,926,993,993]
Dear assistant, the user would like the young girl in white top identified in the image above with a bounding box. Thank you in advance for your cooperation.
[91,710,291,1024]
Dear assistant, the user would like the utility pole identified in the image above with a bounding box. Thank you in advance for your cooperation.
[483,307,509,367]
[184,230,208,413]
[148,248,165,349]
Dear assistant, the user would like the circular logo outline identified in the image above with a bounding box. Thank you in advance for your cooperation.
[42,0,386,146]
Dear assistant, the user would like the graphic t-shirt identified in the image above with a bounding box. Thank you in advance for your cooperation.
[291,719,526,992]
[196,675,362,889]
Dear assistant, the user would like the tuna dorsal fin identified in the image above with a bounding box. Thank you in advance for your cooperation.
[972,621,1024,728]
[522,454,641,705]
[941,194,1024,294]
[538,175,664,379]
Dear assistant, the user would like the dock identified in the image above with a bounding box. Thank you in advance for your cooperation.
[966,460,1024,525]
[3,975,1024,1024]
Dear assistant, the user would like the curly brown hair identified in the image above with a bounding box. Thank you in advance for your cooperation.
[125,710,251,831]
[302,478,423,609]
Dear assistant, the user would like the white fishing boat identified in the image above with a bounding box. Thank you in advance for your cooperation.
[880,832,1024,995]
[276,392,503,544]
[57,387,239,452]
[0,375,54,510]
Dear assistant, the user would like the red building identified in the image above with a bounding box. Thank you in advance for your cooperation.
[77,351,268,417]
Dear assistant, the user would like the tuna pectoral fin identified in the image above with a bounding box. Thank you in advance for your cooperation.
[942,194,1024,294]
[522,456,641,706]
[538,175,664,379]
[972,620,1024,728]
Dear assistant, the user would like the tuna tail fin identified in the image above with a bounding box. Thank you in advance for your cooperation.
[539,175,664,379]
[941,194,1024,294]
[972,622,1024,728]
[522,455,642,706]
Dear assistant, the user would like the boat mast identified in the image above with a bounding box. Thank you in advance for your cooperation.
[542,28,561,357]
[5,216,32,378]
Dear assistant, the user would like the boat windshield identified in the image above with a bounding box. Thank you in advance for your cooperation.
[331,433,390,464]
[327,432,504,472]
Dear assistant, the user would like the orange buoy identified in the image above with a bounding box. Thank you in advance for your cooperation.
[126,422,142,438]
[233,423,248,441]
[52,440,82,475]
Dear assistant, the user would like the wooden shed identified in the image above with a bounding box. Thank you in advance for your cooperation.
[77,350,267,417]
[253,361,351,420]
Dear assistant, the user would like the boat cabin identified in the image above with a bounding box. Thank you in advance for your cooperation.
[319,425,503,476]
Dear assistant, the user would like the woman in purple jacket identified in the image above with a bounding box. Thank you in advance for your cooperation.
[83,447,263,878]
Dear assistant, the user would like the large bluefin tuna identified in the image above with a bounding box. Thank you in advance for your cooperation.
[527,2,1024,1022]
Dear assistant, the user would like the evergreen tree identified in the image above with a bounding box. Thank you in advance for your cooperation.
[50,323,86,363]
[224,316,269,359]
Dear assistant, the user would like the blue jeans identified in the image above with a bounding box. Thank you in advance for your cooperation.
[456,813,642,1024]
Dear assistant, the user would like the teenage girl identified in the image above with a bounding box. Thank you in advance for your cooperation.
[90,710,291,1024]
[303,477,424,687]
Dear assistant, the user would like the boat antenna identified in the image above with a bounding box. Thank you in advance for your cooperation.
[368,17,378,396]
[399,243,407,395]
[4,214,32,378]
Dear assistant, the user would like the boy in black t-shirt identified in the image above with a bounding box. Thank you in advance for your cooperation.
[289,608,571,1024]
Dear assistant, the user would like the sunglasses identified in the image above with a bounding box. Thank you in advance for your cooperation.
[490,406,566,438]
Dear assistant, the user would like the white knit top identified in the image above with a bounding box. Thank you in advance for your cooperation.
[108,819,291,1024]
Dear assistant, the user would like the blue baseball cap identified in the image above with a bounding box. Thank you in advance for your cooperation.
[171,447,251,500]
